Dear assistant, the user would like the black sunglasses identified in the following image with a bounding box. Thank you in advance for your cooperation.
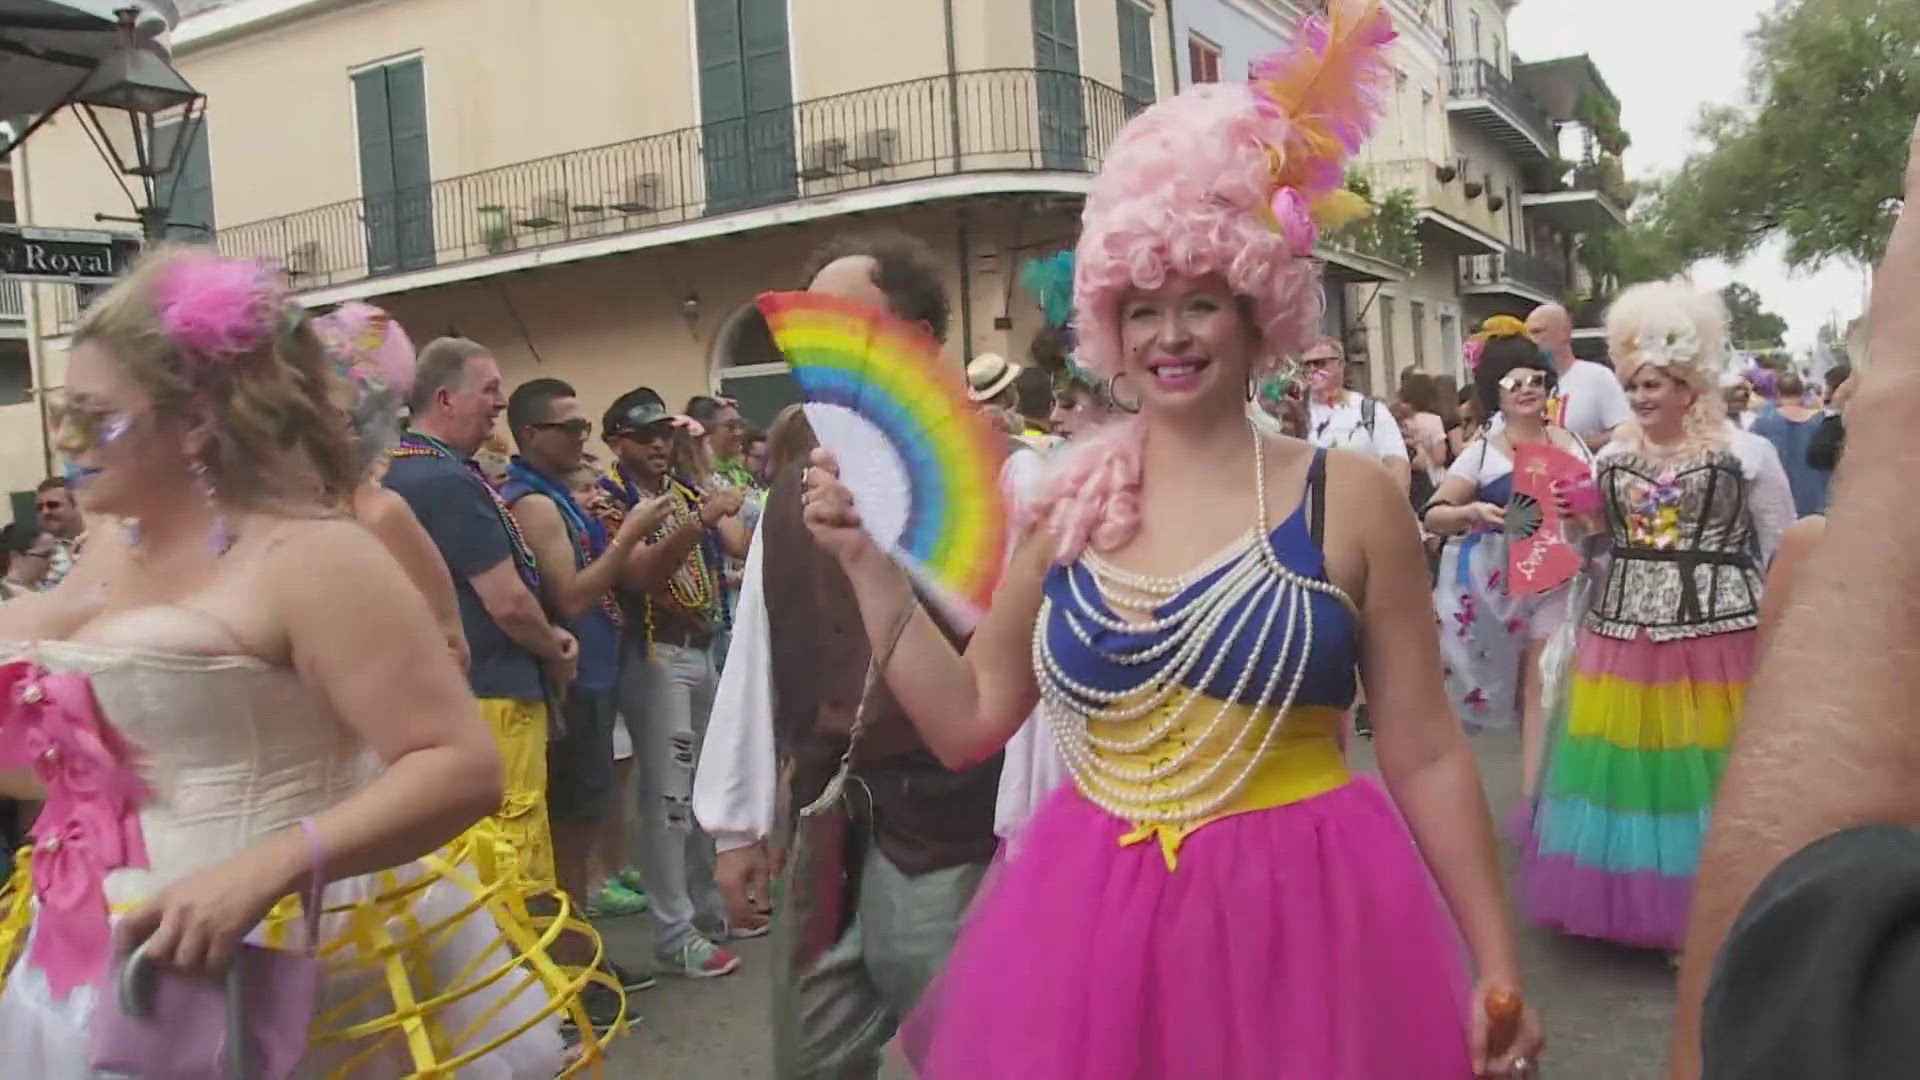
[531,418,593,439]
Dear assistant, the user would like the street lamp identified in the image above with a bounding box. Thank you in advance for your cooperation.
[70,7,206,241]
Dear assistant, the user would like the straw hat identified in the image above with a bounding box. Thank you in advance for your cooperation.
[966,353,1022,403]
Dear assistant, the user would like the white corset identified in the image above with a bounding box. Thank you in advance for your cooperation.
[6,638,371,908]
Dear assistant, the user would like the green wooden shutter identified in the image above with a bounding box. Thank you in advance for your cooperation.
[157,119,214,240]
[354,59,435,275]
[697,0,749,210]
[354,66,399,274]
[1033,0,1084,170]
[741,0,793,202]
[698,0,793,213]
[384,60,434,270]
[1118,1,1155,114]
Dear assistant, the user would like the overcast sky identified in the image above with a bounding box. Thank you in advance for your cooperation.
[1508,0,1869,350]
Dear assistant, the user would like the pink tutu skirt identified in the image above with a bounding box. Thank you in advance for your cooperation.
[901,778,1474,1078]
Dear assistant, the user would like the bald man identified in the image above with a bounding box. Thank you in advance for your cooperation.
[1524,303,1631,450]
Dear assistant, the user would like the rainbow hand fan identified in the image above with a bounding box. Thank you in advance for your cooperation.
[756,290,1009,622]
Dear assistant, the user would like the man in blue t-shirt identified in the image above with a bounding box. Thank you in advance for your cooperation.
[384,338,577,898]
[1749,370,1831,516]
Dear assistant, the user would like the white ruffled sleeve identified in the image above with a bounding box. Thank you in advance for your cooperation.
[693,515,777,853]
[1732,429,1797,567]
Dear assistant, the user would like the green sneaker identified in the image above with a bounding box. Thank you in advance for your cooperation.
[585,879,650,919]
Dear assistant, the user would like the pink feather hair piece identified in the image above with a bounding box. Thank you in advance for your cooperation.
[152,253,288,372]
[1249,0,1398,229]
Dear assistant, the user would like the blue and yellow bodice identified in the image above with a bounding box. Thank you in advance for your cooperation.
[1036,460,1362,869]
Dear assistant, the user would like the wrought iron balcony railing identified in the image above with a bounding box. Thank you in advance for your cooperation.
[1461,246,1568,300]
[0,278,22,321]
[1446,60,1556,155]
[216,69,1141,292]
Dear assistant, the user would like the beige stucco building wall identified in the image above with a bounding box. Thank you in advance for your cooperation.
[3,0,1174,513]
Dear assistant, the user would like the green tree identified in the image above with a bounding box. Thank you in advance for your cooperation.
[1721,282,1791,349]
[1658,0,1920,269]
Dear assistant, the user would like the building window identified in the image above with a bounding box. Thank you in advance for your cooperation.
[1411,300,1427,369]
[155,118,213,240]
[1440,310,1460,376]
[1118,1,1156,114]
[353,56,434,274]
[1470,12,1482,61]
[1188,33,1222,84]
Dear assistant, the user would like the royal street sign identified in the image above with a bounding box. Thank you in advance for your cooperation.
[0,225,142,285]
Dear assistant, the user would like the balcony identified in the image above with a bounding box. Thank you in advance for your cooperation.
[0,278,21,323]
[1364,158,1504,256]
[1446,60,1556,164]
[215,69,1140,298]
[1461,247,1567,308]
[1523,164,1628,233]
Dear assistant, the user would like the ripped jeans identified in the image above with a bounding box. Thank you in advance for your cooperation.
[621,639,728,957]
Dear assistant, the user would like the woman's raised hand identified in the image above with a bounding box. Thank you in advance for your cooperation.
[801,448,882,566]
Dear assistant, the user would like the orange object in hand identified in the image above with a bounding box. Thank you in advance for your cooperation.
[1484,987,1523,1056]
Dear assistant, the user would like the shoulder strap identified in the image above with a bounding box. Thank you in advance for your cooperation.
[1307,447,1328,548]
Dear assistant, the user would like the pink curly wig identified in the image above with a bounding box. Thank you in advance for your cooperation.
[1030,87,1329,561]
[1070,84,1327,383]
[1023,1,1394,562]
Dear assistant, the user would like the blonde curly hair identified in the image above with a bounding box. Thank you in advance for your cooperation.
[69,245,359,511]
[1605,280,1733,455]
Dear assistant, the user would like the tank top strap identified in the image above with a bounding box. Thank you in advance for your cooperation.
[1306,447,1328,549]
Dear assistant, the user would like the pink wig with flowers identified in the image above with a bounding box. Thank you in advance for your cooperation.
[1028,0,1397,561]
[311,301,419,475]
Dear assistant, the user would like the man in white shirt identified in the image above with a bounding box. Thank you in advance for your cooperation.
[1302,337,1410,493]
[694,231,1000,1079]
[1525,303,1632,449]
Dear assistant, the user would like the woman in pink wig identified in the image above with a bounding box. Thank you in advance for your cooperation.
[799,3,1542,1076]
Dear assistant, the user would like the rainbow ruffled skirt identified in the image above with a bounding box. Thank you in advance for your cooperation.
[1521,628,1754,950]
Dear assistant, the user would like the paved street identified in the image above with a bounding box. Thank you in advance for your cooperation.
[595,731,1676,1077]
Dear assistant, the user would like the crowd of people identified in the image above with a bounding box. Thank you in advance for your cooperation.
[0,0,1911,1076]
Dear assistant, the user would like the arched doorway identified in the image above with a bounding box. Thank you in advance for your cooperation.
[710,301,799,428]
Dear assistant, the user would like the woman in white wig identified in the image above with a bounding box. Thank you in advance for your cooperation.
[1520,281,1795,952]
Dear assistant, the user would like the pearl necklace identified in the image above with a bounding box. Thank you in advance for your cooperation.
[1037,424,1356,826]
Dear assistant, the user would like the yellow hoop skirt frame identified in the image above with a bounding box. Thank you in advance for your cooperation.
[0,822,624,1077]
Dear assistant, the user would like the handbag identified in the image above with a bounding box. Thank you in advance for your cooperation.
[89,818,327,1080]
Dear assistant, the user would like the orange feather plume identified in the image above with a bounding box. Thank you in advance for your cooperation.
[1249,0,1399,230]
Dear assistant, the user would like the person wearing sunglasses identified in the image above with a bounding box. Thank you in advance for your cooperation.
[1422,318,1595,802]
[0,523,56,601]
[501,377,677,1021]
[29,478,80,589]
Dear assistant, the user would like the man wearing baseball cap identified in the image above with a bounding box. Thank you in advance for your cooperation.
[594,387,750,980]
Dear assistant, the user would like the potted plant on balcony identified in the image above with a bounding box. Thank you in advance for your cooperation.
[478,205,514,255]
[1334,169,1421,271]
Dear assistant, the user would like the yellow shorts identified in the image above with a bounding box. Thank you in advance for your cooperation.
[476,697,556,895]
